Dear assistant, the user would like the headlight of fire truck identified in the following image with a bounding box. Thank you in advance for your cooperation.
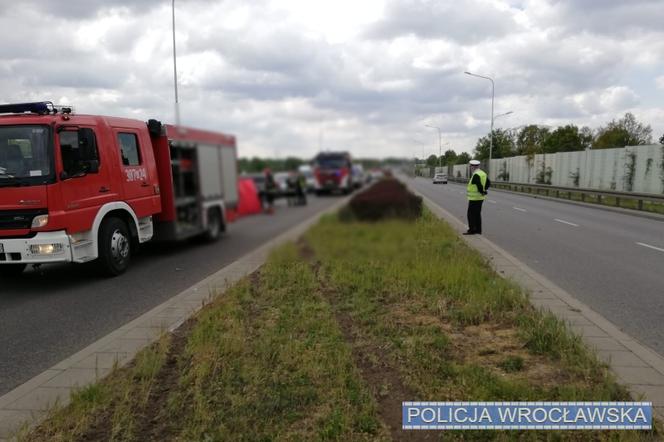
[30,244,64,255]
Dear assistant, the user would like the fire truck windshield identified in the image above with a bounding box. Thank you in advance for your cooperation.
[315,155,348,170]
[0,125,53,185]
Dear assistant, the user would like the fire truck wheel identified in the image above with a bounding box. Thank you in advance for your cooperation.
[0,264,27,277]
[98,217,131,276]
[204,208,223,242]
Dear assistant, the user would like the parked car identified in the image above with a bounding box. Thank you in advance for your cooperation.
[432,173,448,184]
[368,168,384,181]
[274,172,291,196]
[352,164,365,189]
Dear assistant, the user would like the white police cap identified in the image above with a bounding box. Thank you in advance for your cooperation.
[469,160,481,166]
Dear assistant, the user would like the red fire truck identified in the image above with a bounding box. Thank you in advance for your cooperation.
[0,102,237,276]
[312,151,353,195]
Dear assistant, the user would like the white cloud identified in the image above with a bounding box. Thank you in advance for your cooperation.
[365,0,519,43]
[656,76,664,90]
[0,0,662,158]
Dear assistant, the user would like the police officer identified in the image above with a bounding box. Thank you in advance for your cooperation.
[465,159,490,235]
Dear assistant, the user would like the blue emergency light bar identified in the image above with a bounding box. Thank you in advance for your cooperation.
[0,101,55,115]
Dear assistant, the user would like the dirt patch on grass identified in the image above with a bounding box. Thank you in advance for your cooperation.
[390,303,573,392]
[68,318,197,442]
[450,323,569,387]
[298,239,435,441]
[132,317,196,441]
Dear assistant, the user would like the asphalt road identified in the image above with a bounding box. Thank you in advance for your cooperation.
[408,177,664,356]
[0,196,341,395]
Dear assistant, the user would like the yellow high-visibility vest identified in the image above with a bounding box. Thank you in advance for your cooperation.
[467,169,487,201]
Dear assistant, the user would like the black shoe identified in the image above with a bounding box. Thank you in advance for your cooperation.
[462,231,476,235]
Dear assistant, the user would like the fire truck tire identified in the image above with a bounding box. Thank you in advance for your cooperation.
[0,264,27,277]
[98,217,131,276]
[204,208,223,242]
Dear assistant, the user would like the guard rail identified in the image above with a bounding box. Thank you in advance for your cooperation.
[447,178,664,214]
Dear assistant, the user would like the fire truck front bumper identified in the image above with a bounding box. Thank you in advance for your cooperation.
[0,231,73,264]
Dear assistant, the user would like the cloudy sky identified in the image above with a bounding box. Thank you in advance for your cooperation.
[1,0,663,159]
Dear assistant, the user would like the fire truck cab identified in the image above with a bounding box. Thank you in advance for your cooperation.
[312,151,353,195]
[0,102,237,276]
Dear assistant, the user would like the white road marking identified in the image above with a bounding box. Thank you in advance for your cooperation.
[637,242,664,253]
[513,206,527,212]
[554,218,579,227]
[488,199,497,204]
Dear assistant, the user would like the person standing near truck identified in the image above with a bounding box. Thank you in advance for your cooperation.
[264,168,277,214]
[296,170,307,205]
[464,159,490,235]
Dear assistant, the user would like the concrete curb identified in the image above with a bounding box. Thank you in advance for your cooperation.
[0,196,349,441]
[405,178,664,421]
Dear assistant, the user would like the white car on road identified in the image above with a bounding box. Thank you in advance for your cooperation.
[432,173,448,184]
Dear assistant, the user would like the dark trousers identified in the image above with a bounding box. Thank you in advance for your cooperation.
[467,200,484,234]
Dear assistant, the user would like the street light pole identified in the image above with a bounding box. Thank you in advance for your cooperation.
[425,124,442,168]
[172,0,180,126]
[464,71,494,174]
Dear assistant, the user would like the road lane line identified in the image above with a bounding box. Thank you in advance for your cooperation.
[513,206,527,212]
[554,218,579,227]
[637,242,664,253]
[488,199,497,204]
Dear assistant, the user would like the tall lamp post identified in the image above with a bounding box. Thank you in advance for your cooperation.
[424,124,442,168]
[464,71,494,173]
[172,0,180,126]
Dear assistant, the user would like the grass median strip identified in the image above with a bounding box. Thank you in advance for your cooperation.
[20,198,658,441]
[304,209,657,440]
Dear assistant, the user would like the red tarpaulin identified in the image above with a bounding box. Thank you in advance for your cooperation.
[227,177,262,222]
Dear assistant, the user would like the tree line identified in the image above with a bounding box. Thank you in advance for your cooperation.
[419,112,662,168]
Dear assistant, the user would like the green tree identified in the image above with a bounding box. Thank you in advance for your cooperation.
[246,157,267,173]
[542,125,592,153]
[515,125,550,156]
[283,156,302,171]
[474,129,515,160]
[425,154,438,167]
[580,126,594,149]
[593,112,652,149]
[456,152,471,164]
[441,149,458,166]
